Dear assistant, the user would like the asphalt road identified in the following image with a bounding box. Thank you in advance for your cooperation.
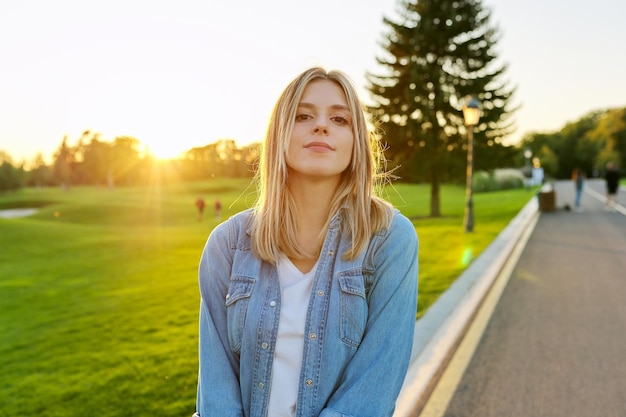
[419,179,626,417]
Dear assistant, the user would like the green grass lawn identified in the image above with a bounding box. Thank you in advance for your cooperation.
[0,179,534,416]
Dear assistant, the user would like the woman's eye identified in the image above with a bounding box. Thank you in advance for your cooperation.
[295,113,312,122]
[332,116,349,125]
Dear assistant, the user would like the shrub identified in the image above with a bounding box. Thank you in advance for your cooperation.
[473,169,525,192]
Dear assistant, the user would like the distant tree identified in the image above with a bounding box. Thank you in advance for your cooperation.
[556,113,602,177]
[80,135,111,186]
[109,136,142,186]
[519,107,626,178]
[366,0,517,217]
[181,139,256,180]
[0,152,24,192]
[537,144,558,179]
[218,139,246,177]
[52,135,77,189]
[26,152,54,187]
[183,142,221,180]
[588,108,626,171]
[0,150,13,165]
[63,132,143,187]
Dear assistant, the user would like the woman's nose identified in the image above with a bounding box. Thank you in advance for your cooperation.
[313,122,328,135]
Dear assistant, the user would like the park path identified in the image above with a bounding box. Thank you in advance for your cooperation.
[417,179,626,417]
[0,208,38,218]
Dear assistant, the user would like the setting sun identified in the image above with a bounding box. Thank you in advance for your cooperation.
[142,141,186,160]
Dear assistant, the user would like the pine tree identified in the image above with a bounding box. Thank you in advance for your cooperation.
[367,0,516,217]
[52,135,75,190]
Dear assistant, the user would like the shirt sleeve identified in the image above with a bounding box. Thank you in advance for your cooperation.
[320,212,419,417]
[194,219,245,417]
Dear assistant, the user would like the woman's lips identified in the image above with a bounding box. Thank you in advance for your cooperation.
[305,141,333,151]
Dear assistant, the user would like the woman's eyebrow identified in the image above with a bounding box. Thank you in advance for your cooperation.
[298,102,350,111]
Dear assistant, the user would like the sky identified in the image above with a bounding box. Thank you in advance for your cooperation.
[1,0,625,163]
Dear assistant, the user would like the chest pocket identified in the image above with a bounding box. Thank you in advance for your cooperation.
[225,276,255,353]
[338,270,368,348]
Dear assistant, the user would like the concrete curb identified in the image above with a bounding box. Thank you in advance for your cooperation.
[394,195,540,417]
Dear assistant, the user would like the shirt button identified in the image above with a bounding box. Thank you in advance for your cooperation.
[305,379,313,387]
[261,342,269,349]
[258,382,265,389]
[269,300,277,307]
[225,294,230,300]
[317,290,324,296]
[309,333,317,340]
[327,250,334,256]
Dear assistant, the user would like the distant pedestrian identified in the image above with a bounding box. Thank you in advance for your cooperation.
[195,197,206,222]
[214,199,221,220]
[572,167,585,212]
[605,161,620,210]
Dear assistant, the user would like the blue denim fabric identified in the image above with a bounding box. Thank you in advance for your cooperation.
[193,208,418,417]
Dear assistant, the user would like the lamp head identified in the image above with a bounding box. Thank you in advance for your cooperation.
[524,148,532,159]
[462,96,481,126]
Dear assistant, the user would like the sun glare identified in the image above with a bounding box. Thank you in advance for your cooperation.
[143,141,185,161]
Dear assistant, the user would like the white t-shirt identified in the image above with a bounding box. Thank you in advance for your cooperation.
[267,254,318,417]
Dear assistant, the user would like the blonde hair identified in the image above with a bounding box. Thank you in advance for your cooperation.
[252,67,393,262]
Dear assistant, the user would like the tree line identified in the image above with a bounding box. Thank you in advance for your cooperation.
[1,0,519,208]
[0,131,260,192]
[2,0,623,218]
[4,103,623,194]
[520,107,626,180]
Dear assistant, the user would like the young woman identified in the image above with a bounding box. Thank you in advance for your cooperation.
[193,67,419,417]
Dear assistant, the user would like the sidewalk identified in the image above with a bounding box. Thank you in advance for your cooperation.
[394,179,626,417]
[394,188,540,417]
[430,179,626,416]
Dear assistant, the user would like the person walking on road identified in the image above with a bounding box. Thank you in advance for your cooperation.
[572,167,585,212]
[604,161,620,210]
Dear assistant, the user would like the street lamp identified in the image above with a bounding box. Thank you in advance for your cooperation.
[524,147,532,161]
[462,96,481,233]
[524,147,532,189]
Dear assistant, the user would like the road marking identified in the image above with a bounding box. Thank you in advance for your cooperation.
[584,187,626,216]
[417,212,539,417]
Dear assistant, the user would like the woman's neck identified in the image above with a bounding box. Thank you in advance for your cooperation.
[286,175,340,270]
[288,176,338,225]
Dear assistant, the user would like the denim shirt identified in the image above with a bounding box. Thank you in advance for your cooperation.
[193,208,418,417]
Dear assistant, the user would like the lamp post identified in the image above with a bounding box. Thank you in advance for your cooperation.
[524,147,532,189]
[524,148,532,166]
[462,96,481,233]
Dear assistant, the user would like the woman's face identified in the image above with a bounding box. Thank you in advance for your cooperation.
[286,79,354,182]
